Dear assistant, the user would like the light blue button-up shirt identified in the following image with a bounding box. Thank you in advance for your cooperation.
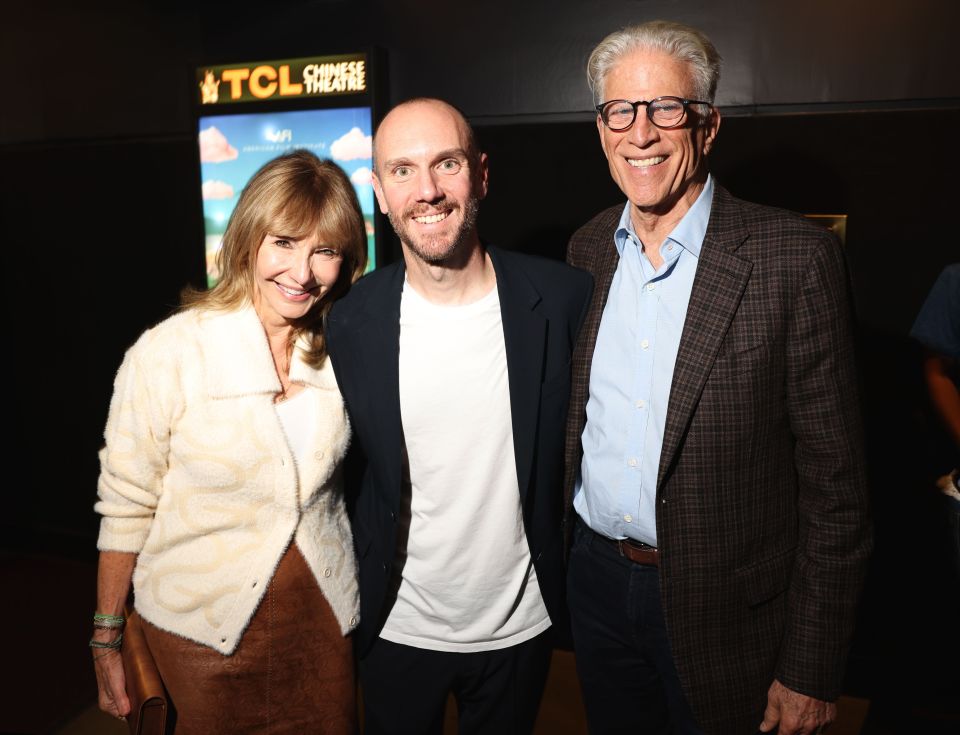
[574,176,715,546]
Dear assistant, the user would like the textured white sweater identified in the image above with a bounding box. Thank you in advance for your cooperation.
[96,305,358,654]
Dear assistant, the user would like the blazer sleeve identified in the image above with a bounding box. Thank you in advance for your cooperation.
[776,230,872,700]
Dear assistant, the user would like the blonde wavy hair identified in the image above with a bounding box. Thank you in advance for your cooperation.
[183,149,367,367]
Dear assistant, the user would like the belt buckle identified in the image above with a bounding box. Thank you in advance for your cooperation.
[616,537,658,566]
[617,538,646,557]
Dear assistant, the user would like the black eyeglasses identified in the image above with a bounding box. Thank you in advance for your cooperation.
[596,96,712,131]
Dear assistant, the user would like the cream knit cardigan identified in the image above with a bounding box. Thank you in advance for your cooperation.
[96,305,358,654]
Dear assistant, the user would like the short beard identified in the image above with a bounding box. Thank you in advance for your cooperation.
[388,194,481,266]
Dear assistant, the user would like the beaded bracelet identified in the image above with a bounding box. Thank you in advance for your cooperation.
[89,632,124,650]
[93,613,125,630]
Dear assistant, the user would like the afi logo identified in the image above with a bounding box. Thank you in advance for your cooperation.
[265,129,292,143]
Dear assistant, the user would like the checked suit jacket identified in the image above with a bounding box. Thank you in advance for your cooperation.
[328,245,592,657]
[563,185,871,734]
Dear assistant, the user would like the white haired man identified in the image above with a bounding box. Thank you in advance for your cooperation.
[564,20,871,735]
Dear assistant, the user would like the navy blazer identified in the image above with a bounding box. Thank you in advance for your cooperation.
[327,245,592,655]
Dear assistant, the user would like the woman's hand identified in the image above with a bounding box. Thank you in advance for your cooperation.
[93,550,138,719]
[92,645,131,718]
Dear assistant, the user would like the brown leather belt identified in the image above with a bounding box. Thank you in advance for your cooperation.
[598,533,660,567]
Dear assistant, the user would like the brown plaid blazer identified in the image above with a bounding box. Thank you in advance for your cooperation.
[564,185,871,734]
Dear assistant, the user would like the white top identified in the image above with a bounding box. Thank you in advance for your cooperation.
[276,388,318,467]
[379,280,551,652]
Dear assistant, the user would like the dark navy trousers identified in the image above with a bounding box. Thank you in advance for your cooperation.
[567,518,704,735]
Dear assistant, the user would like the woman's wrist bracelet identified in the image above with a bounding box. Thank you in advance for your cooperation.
[93,613,125,629]
[89,632,124,650]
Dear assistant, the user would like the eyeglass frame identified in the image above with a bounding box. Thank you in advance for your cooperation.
[595,96,713,131]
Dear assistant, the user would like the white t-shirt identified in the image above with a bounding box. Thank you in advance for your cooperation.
[379,280,551,652]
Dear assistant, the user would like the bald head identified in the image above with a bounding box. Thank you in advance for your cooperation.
[369,97,489,267]
[372,98,480,175]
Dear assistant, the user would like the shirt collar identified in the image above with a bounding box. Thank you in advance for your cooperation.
[613,174,714,259]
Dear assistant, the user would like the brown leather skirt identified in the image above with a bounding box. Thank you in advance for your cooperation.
[140,544,356,734]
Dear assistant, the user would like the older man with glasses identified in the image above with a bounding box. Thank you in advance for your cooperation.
[563,20,871,735]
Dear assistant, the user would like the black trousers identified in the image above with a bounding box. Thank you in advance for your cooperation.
[359,631,552,735]
[567,518,704,735]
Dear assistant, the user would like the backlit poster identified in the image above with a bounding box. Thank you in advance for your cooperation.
[195,53,380,287]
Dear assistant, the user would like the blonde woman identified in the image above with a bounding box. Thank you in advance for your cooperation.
[91,149,367,734]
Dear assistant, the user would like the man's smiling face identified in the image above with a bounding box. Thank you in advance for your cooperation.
[597,48,719,223]
[372,100,487,265]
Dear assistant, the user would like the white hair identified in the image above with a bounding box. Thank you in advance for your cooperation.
[587,20,722,104]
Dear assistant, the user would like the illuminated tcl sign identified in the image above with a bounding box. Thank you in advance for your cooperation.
[198,54,367,105]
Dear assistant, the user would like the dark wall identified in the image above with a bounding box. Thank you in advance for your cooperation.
[4,139,206,549]
[6,0,960,147]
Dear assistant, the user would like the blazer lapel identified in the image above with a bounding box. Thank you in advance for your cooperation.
[489,247,546,504]
[657,188,753,492]
[336,263,406,509]
[570,209,620,441]
[580,231,620,379]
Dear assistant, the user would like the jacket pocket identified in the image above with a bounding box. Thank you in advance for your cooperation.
[734,545,795,608]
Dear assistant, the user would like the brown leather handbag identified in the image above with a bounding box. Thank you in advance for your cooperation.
[121,606,168,735]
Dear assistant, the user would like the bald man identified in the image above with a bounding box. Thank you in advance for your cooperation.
[326,99,592,734]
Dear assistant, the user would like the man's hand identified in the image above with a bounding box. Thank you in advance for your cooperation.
[759,679,836,734]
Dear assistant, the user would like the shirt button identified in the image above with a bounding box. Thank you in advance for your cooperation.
[667,244,674,251]
[641,339,650,349]
[628,458,638,467]
[323,567,332,578]
[646,283,656,291]
[624,514,633,523]
[280,458,286,466]
[349,616,358,627]
[636,399,646,409]
[314,450,325,460]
